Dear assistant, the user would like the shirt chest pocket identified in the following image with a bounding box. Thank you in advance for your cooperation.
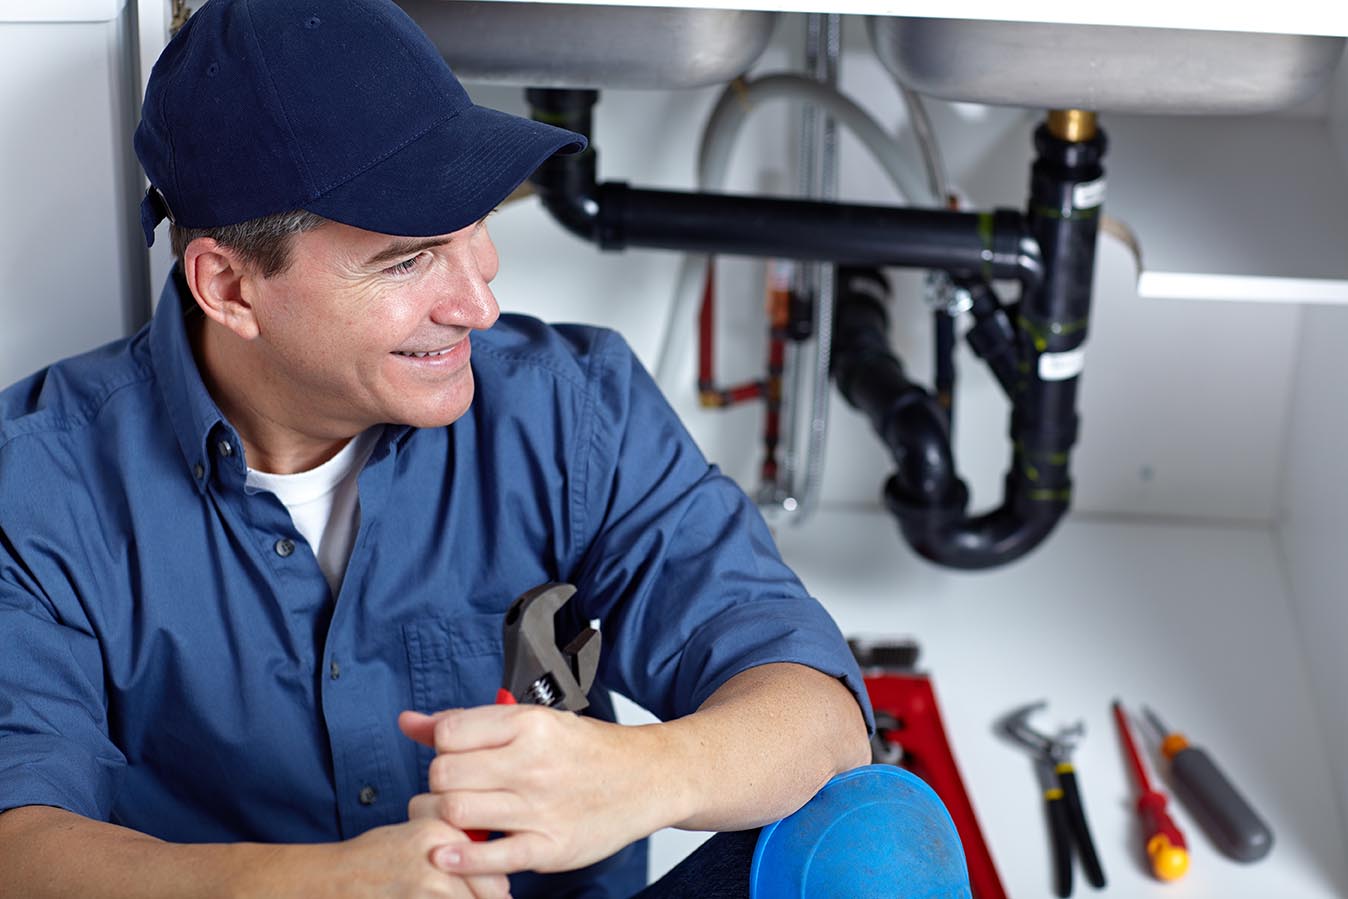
[402,614,504,788]
[402,613,504,715]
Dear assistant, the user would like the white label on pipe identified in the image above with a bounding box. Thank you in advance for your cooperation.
[1073,179,1107,209]
[1039,348,1087,381]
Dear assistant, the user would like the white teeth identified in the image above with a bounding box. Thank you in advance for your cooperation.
[396,347,451,358]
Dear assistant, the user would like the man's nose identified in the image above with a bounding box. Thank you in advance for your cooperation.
[430,269,499,330]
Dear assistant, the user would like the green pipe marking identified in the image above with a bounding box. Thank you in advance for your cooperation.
[1015,440,1070,467]
[1017,314,1050,352]
[977,212,995,283]
[1026,487,1072,502]
[1018,314,1088,353]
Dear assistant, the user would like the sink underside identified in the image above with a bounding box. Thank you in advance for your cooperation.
[868,17,1347,115]
[398,3,1345,115]
[397,1,778,89]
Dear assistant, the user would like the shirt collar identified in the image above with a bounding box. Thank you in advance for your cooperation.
[148,267,412,492]
[148,267,240,494]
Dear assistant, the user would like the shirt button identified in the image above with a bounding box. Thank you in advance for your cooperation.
[193,463,205,479]
[217,440,234,457]
[358,785,378,806]
[329,660,341,680]
[274,538,295,557]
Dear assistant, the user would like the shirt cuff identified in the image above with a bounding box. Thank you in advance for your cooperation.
[677,596,876,735]
[0,734,121,819]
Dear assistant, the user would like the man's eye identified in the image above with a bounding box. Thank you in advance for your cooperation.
[385,254,423,276]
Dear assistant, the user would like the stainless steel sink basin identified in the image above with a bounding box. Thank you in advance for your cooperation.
[868,17,1346,114]
[397,1,778,89]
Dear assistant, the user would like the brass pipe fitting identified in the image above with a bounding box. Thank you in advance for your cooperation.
[1046,109,1098,143]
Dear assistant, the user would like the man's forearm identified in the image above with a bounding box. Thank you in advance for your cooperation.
[0,804,496,898]
[0,805,300,899]
[656,662,871,833]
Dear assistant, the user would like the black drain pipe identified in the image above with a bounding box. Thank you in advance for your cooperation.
[527,87,1102,570]
[835,119,1106,568]
[831,269,1056,569]
[527,89,1042,289]
[833,120,1106,568]
[832,267,965,518]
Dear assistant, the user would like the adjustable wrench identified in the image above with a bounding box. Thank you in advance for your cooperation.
[466,582,600,842]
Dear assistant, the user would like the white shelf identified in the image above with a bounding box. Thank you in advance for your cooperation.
[469,1,1348,38]
[764,509,1346,898]
[962,111,1348,306]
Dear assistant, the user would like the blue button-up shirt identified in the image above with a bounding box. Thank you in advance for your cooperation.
[0,272,872,897]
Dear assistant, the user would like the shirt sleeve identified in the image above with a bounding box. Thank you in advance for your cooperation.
[566,330,874,733]
[0,530,126,819]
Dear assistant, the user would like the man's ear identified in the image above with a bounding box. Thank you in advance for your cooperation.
[183,238,261,340]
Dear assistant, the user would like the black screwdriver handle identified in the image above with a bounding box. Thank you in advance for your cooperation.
[1046,788,1073,898]
[1172,746,1274,862]
[1058,765,1107,889]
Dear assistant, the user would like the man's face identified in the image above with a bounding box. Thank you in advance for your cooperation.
[241,215,501,437]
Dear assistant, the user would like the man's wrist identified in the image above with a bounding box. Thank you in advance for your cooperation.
[223,842,328,899]
[632,718,717,833]
[583,717,686,838]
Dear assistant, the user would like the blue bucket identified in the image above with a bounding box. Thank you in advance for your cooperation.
[749,764,972,899]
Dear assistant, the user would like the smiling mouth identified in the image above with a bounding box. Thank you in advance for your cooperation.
[393,347,454,358]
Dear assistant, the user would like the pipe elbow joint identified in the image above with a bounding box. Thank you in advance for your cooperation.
[886,470,1067,570]
[883,475,971,562]
[989,209,1044,298]
[533,184,601,243]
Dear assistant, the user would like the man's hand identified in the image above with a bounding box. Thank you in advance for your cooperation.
[292,819,511,899]
[398,705,678,877]
[397,663,869,882]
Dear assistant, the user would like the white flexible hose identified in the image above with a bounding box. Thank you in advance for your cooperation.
[652,74,936,388]
[899,84,949,206]
[699,74,933,204]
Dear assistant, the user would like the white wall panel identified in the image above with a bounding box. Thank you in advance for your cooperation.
[0,16,136,387]
[0,0,123,22]
[1278,301,1348,851]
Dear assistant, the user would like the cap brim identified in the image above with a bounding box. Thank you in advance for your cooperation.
[305,104,585,237]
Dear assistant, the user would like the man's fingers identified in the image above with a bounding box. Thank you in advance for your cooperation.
[432,833,551,877]
[430,705,528,754]
[427,747,526,793]
[400,705,527,752]
[408,791,442,820]
[398,709,456,748]
[463,873,513,899]
[408,790,533,832]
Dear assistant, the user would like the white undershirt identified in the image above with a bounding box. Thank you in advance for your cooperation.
[244,427,382,595]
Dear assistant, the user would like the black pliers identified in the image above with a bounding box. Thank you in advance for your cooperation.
[1002,702,1107,897]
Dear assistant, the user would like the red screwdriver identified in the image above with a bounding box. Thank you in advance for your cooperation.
[1113,700,1189,882]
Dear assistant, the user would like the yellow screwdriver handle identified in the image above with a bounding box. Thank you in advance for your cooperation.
[1147,833,1190,882]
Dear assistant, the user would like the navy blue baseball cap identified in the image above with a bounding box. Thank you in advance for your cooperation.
[134,0,586,247]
